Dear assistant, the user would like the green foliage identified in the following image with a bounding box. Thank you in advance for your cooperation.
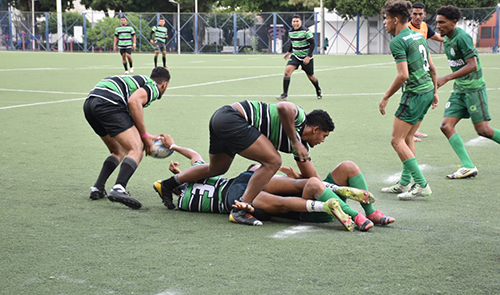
[9,0,73,11]
[218,0,307,12]
[324,0,499,19]
[86,14,154,51]
[39,12,84,35]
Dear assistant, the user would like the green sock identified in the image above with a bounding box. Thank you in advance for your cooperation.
[348,173,375,215]
[400,165,412,186]
[491,128,500,144]
[449,133,475,168]
[403,158,427,187]
[317,188,358,218]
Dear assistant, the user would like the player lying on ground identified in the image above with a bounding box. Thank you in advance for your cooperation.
[154,134,395,231]
[156,101,335,226]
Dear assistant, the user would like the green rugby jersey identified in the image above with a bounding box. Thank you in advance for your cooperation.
[177,162,233,213]
[288,26,315,61]
[237,100,309,160]
[151,26,168,43]
[444,27,485,92]
[87,75,162,107]
[115,25,135,49]
[390,27,434,94]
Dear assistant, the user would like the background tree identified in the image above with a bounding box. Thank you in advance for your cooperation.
[8,0,73,11]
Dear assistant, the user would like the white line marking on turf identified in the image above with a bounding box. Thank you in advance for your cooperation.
[466,136,497,146]
[272,225,316,238]
[0,97,86,110]
[0,88,87,95]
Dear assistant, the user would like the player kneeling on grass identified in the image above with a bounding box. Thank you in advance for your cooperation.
[154,134,395,231]
[84,67,170,209]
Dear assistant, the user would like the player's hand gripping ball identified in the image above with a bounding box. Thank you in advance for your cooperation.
[151,139,174,158]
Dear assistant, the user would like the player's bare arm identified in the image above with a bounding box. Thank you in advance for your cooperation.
[437,56,477,88]
[128,88,153,154]
[428,53,439,109]
[158,133,203,164]
[276,102,309,161]
[113,36,118,51]
[379,61,409,115]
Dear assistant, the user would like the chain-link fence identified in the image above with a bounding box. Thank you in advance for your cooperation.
[0,7,498,54]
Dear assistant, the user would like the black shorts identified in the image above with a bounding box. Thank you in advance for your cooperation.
[224,171,254,209]
[83,97,134,137]
[208,105,261,157]
[154,41,167,52]
[119,48,132,55]
[287,55,314,76]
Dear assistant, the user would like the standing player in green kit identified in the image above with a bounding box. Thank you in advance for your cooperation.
[379,1,439,200]
[277,15,322,101]
[150,18,168,68]
[114,15,136,74]
[436,5,500,179]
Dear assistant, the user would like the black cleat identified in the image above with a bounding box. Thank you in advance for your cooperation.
[108,185,142,209]
[276,93,288,101]
[316,88,322,99]
[89,186,107,200]
[229,208,263,226]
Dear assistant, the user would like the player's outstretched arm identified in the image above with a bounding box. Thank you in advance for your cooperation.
[158,133,203,165]
[128,88,153,154]
[276,102,308,161]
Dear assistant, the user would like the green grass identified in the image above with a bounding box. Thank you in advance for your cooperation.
[1,51,499,294]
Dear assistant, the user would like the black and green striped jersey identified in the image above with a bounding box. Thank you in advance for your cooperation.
[87,75,162,108]
[177,161,233,213]
[288,26,315,61]
[444,27,485,93]
[390,27,434,94]
[114,25,135,49]
[150,26,168,43]
[237,100,309,160]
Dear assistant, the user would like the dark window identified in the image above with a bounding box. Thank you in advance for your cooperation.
[481,27,492,39]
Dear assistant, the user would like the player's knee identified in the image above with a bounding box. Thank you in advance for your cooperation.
[476,126,493,138]
[440,122,452,134]
[337,161,360,174]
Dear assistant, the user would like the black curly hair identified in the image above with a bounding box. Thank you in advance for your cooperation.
[382,0,412,23]
[306,110,334,132]
[436,5,462,21]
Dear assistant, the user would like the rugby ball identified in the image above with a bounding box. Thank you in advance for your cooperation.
[151,139,174,158]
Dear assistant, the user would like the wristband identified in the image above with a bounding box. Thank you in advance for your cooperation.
[141,133,150,139]
[133,43,136,46]
[169,144,177,150]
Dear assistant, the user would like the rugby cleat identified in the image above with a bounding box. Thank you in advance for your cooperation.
[323,199,354,231]
[229,208,263,226]
[316,88,322,99]
[397,183,432,200]
[89,186,107,200]
[108,184,141,209]
[446,166,478,179]
[334,186,375,204]
[354,213,374,232]
[153,180,176,210]
[366,209,395,226]
[381,182,411,194]
[276,93,288,101]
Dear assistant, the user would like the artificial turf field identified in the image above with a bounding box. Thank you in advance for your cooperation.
[0,51,499,294]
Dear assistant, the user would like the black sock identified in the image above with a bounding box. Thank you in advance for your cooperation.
[94,156,120,190]
[311,79,320,91]
[123,63,128,71]
[161,175,181,190]
[154,56,158,67]
[129,61,133,68]
[115,157,138,188]
[283,77,290,95]
[162,56,166,67]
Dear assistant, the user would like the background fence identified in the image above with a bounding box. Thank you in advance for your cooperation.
[0,7,498,54]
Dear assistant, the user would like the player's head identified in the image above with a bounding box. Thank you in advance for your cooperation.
[120,15,127,26]
[159,18,166,26]
[382,1,412,35]
[291,15,302,30]
[411,2,426,26]
[303,110,334,147]
[436,5,462,37]
[150,67,171,95]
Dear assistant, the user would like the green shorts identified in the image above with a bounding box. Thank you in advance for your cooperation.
[443,86,491,124]
[395,90,434,125]
[300,172,339,223]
